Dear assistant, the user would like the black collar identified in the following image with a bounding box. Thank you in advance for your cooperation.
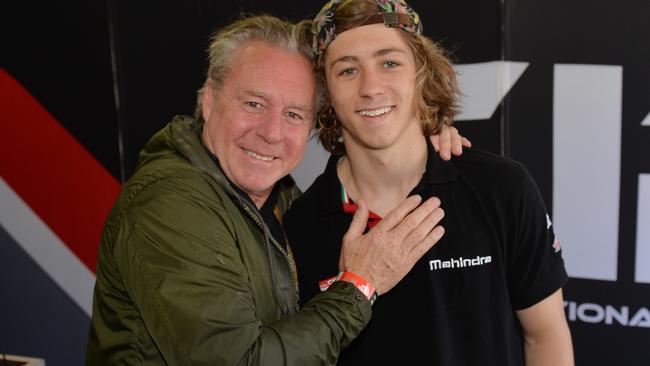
[311,137,457,218]
[422,136,458,184]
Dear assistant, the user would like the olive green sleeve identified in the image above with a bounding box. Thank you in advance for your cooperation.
[113,177,371,366]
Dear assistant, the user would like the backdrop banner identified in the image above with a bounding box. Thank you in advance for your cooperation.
[2,0,648,364]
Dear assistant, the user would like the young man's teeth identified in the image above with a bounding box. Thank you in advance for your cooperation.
[246,150,274,162]
[359,106,392,117]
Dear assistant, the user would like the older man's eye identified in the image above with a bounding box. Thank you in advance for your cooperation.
[245,101,264,110]
[286,111,306,125]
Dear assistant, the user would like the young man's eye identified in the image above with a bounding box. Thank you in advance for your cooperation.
[384,61,401,68]
[339,68,357,77]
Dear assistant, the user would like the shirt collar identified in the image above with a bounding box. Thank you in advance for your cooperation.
[422,136,458,184]
[313,136,458,217]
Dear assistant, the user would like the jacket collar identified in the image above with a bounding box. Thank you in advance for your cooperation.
[145,116,301,216]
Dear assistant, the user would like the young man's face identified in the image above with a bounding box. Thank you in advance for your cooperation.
[324,23,420,152]
[201,40,315,207]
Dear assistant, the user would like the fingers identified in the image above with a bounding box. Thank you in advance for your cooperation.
[438,126,452,160]
[401,206,445,252]
[431,126,471,159]
[407,225,445,264]
[374,195,423,232]
[450,127,463,156]
[430,134,440,152]
[343,199,370,242]
[390,197,441,239]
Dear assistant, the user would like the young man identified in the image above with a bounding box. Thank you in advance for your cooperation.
[285,1,574,365]
[87,14,466,365]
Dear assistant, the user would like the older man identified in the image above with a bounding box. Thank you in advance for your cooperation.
[86,15,464,365]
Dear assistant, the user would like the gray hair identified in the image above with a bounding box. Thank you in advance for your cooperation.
[194,15,323,122]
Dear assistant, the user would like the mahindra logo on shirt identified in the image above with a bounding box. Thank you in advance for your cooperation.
[429,255,492,271]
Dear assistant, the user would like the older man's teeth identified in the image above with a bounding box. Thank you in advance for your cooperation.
[359,106,392,117]
[246,150,274,162]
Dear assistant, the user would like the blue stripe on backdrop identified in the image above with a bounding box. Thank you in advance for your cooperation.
[0,226,90,366]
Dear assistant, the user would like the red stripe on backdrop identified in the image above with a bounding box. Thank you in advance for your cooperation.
[0,68,121,272]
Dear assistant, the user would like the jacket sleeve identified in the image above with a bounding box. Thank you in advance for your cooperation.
[115,176,371,366]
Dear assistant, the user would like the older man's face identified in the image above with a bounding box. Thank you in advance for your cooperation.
[201,40,315,207]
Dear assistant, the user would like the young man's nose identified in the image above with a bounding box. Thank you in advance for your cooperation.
[358,69,386,97]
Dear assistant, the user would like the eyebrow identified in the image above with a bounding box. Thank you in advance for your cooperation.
[329,48,408,72]
[242,89,312,113]
[242,89,269,99]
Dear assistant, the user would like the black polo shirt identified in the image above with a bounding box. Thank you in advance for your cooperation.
[284,138,568,366]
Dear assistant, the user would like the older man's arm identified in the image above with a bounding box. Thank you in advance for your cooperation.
[98,175,443,366]
[517,289,574,366]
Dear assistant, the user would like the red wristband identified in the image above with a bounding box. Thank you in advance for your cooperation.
[319,276,337,292]
[337,271,378,305]
[319,272,378,305]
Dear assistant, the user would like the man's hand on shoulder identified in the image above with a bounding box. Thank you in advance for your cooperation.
[430,125,472,161]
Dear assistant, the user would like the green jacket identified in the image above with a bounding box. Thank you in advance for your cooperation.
[86,116,371,365]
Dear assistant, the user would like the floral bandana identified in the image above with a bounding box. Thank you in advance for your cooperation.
[312,0,423,57]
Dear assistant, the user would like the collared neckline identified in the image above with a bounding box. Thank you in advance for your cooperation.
[313,137,458,219]
[421,136,458,185]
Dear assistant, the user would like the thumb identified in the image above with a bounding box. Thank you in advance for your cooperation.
[345,199,370,240]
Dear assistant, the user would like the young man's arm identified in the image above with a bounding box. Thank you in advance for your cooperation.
[516,289,574,366]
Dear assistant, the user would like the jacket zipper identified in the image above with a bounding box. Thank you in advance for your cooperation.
[242,204,299,312]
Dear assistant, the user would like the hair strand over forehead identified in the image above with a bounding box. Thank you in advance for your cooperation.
[194,15,323,122]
